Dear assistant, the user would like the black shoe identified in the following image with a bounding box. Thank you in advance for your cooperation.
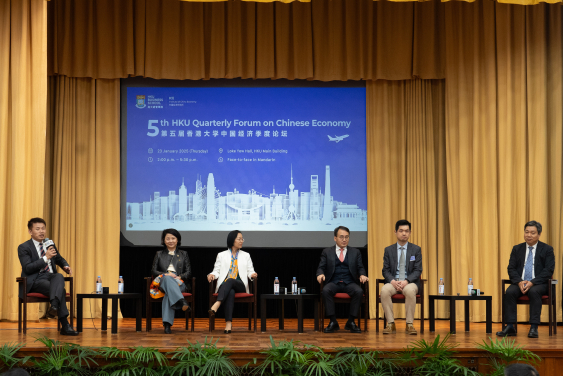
[496,326,517,337]
[181,299,190,312]
[48,305,58,318]
[323,321,340,333]
[344,321,362,333]
[164,323,172,334]
[528,327,539,338]
[60,325,78,336]
[224,329,232,334]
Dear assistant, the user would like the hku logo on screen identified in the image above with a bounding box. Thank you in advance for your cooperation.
[136,95,146,109]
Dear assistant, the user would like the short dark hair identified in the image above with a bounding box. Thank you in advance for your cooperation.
[504,363,539,376]
[395,220,411,231]
[333,226,350,237]
[161,228,182,247]
[227,230,242,249]
[27,217,46,230]
[524,221,542,234]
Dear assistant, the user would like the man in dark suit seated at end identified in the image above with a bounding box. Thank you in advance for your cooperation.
[18,218,78,336]
[316,226,369,333]
[496,220,555,339]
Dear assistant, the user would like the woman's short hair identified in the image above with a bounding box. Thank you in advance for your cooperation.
[161,228,182,247]
[227,230,242,249]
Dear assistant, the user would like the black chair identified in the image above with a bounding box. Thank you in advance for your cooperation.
[501,278,557,336]
[208,277,257,332]
[17,276,74,334]
[319,280,369,332]
[145,276,195,332]
[375,278,426,333]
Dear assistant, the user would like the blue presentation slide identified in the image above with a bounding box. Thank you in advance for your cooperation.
[125,86,367,232]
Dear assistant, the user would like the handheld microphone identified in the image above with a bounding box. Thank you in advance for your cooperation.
[44,238,55,249]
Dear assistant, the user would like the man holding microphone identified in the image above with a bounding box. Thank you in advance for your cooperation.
[18,218,78,335]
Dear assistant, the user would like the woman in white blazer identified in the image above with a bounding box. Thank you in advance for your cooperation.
[207,230,257,333]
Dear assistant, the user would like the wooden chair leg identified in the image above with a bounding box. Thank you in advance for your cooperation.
[420,299,425,334]
[18,300,22,333]
[375,299,379,332]
[248,303,252,331]
[254,300,257,333]
[23,301,27,335]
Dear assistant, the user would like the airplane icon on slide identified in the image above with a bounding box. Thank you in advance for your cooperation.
[328,135,349,143]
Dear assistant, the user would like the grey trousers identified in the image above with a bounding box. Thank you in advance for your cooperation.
[160,275,186,326]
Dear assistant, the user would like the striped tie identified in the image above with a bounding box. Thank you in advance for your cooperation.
[39,243,50,273]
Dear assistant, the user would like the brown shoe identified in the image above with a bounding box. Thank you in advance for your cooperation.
[406,323,417,335]
[382,322,396,334]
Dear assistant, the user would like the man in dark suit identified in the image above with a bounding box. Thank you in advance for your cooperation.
[497,220,555,339]
[317,226,368,333]
[381,220,422,335]
[18,218,78,336]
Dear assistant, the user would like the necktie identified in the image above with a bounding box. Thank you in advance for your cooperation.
[339,249,344,262]
[39,243,50,273]
[399,247,406,280]
[524,246,534,281]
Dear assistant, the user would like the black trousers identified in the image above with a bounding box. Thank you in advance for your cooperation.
[216,278,246,322]
[30,272,69,318]
[322,281,363,317]
[504,283,548,325]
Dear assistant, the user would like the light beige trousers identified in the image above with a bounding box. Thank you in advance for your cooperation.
[380,282,418,324]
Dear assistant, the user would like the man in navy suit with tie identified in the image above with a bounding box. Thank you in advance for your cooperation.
[497,220,555,338]
[17,218,78,335]
[316,226,369,333]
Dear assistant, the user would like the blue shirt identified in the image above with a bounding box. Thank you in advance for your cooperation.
[395,242,409,280]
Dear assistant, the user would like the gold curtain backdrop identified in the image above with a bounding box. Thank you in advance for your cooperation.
[0,0,48,322]
[1,0,563,323]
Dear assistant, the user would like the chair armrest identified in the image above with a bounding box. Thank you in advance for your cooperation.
[16,277,25,283]
[209,278,217,299]
[320,280,324,293]
[252,276,257,294]
[501,279,511,293]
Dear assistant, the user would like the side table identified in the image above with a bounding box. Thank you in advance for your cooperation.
[261,294,319,333]
[429,294,492,334]
[77,293,142,334]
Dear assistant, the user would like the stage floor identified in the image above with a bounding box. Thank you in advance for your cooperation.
[0,318,560,351]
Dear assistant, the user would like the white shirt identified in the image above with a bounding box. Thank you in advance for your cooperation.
[522,242,537,280]
[32,238,53,273]
[396,242,409,279]
[336,246,347,260]
[167,249,176,273]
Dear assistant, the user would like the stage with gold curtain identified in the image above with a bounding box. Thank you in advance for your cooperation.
[1,1,563,372]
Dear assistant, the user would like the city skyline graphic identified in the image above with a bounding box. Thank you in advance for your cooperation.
[126,165,367,231]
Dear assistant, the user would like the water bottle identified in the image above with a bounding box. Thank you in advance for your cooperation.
[96,276,102,294]
[292,277,297,295]
[118,276,124,294]
[274,277,280,295]
[467,278,473,295]
[438,278,445,295]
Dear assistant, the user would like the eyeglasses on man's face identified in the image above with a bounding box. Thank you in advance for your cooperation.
[337,236,350,240]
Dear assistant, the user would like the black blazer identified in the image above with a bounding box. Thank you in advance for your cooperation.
[382,243,423,291]
[507,241,555,286]
[316,246,366,282]
[18,239,69,298]
[151,248,192,291]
